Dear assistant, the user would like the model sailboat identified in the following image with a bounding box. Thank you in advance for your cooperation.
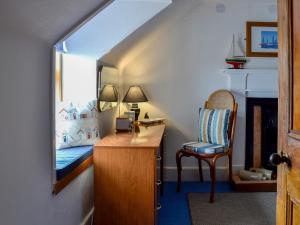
[225,34,247,69]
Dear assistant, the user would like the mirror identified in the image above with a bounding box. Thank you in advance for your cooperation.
[97,64,119,112]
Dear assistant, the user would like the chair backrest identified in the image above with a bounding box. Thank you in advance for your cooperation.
[204,90,238,149]
[205,89,235,110]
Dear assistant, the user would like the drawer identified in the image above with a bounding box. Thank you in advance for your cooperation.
[156,148,164,196]
[156,154,162,168]
[156,179,162,209]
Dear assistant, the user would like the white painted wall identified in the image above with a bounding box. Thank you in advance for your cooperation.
[0,1,110,225]
[118,0,278,180]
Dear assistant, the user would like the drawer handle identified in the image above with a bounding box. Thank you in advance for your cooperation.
[156,203,162,211]
[157,156,162,161]
[156,180,162,186]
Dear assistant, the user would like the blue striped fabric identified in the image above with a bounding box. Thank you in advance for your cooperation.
[182,142,225,154]
[199,108,231,147]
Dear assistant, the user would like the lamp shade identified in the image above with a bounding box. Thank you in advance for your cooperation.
[99,85,118,102]
[122,86,148,103]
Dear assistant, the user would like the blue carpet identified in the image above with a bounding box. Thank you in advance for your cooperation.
[158,182,232,225]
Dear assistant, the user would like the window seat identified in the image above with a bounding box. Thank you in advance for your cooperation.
[54,145,93,194]
[56,145,93,180]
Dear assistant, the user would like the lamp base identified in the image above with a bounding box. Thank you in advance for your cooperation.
[131,103,140,121]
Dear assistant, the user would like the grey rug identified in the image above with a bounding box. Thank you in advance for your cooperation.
[188,192,276,225]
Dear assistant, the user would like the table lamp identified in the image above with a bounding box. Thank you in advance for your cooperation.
[122,85,148,121]
[98,84,118,111]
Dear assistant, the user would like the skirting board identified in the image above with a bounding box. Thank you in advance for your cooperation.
[163,165,244,181]
[80,207,94,225]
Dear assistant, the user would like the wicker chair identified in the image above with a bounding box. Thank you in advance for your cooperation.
[176,90,238,203]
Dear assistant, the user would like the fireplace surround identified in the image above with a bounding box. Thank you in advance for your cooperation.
[245,97,278,171]
[221,69,278,172]
[221,69,278,191]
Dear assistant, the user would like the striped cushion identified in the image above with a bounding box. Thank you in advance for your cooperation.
[182,141,225,154]
[199,108,231,147]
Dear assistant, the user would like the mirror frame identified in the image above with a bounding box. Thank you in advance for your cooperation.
[96,64,119,112]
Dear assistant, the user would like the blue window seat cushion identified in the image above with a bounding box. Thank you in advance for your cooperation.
[182,141,225,154]
[56,145,93,180]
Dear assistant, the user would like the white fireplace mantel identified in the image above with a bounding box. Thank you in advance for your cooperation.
[220,69,278,98]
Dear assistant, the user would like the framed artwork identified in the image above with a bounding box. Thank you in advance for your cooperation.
[246,21,278,57]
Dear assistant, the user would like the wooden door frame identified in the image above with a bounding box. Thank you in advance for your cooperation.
[277,0,291,223]
[278,0,300,224]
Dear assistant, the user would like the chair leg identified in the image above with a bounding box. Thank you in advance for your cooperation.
[176,150,183,192]
[228,154,233,183]
[208,160,216,203]
[198,159,204,182]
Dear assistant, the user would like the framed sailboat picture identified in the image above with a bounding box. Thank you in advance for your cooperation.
[246,21,278,57]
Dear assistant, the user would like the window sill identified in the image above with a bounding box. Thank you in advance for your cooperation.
[53,146,93,195]
[53,155,93,194]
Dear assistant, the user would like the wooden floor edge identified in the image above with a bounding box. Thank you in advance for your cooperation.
[53,156,93,195]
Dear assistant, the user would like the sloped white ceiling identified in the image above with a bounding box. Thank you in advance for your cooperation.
[0,0,110,43]
[62,0,171,59]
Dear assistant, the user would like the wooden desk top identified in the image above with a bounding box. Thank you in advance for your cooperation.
[95,124,165,148]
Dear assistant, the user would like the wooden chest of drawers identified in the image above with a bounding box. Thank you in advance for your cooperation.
[93,124,165,225]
